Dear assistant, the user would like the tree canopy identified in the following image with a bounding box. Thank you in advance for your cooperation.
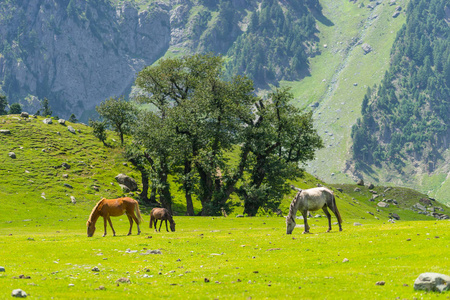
[128,54,323,216]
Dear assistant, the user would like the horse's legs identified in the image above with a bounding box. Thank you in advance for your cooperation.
[301,210,310,234]
[130,213,141,235]
[127,215,133,236]
[107,217,116,236]
[332,207,343,231]
[158,220,163,232]
[103,217,108,237]
[165,220,169,232]
[322,206,332,232]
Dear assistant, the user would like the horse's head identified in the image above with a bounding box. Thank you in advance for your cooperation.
[86,220,96,237]
[286,216,296,235]
[170,221,176,232]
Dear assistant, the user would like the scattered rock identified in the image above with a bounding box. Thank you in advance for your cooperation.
[413,203,427,211]
[354,188,361,192]
[392,11,400,18]
[12,289,27,298]
[236,215,244,218]
[61,163,71,169]
[92,266,100,272]
[70,196,76,204]
[353,222,362,226]
[0,266,5,272]
[336,188,343,192]
[63,183,73,189]
[62,174,69,179]
[356,179,364,186]
[116,277,131,284]
[146,250,162,255]
[0,129,11,134]
[8,152,16,159]
[361,43,372,54]
[20,112,29,118]
[367,183,375,189]
[204,278,210,283]
[67,126,76,134]
[58,119,66,125]
[414,273,450,292]
[376,281,385,286]
[342,258,349,263]
[43,118,52,124]
[389,213,400,220]
[377,202,389,208]
[115,174,138,191]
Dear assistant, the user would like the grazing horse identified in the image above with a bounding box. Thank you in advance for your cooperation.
[86,197,142,237]
[286,186,342,234]
[150,208,175,232]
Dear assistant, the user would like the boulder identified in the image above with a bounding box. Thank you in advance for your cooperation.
[0,266,5,272]
[70,196,76,204]
[414,273,450,292]
[377,202,389,208]
[58,119,66,125]
[361,43,372,54]
[8,152,16,159]
[43,118,52,124]
[356,179,364,186]
[67,126,76,134]
[414,203,427,211]
[367,183,375,189]
[389,213,400,220]
[392,11,400,18]
[115,174,138,191]
[0,129,11,134]
[12,289,27,298]
[20,112,29,118]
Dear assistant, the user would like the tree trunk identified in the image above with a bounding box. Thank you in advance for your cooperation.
[184,159,194,216]
[139,172,149,203]
[150,185,157,203]
[158,161,172,214]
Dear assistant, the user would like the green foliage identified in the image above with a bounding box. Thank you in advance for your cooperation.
[237,88,323,215]
[41,97,52,117]
[8,102,21,114]
[0,94,7,115]
[96,96,138,146]
[68,113,78,123]
[134,54,323,216]
[89,119,108,146]
[352,0,450,169]
[224,0,320,85]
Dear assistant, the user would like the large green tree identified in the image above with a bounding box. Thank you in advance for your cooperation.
[96,96,138,146]
[237,88,323,215]
[134,54,323,216]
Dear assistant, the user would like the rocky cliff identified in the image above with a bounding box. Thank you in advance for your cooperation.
[0,0,170,119]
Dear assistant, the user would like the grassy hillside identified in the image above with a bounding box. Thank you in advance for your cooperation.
[1,114,448,226]
[284,0,409,183]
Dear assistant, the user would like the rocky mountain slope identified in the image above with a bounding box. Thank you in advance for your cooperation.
[0,0,170,119]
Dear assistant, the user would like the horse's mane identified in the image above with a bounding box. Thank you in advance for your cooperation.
[287,191,301,223]
[87,198,104,223]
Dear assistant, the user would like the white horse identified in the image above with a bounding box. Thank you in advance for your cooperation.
[286,186,342,234]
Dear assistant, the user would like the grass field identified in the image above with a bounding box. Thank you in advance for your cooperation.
[1,116,450,299]
[1,216,449,299]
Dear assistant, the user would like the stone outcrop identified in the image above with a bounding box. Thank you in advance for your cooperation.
[115,174,138,191]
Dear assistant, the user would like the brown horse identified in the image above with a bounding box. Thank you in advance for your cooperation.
[150,208,175,232]
[86,197,142,237]
[286,186,342,234]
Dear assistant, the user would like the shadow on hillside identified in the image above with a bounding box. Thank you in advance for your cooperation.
[311,9,334,27]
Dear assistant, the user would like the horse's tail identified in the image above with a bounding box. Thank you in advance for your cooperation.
[135,200,142,224]
[149,210,154,228]
[331,193,343,224]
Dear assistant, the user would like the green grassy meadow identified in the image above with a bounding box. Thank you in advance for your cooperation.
[1,116,450,299]
[1,217,449,299]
